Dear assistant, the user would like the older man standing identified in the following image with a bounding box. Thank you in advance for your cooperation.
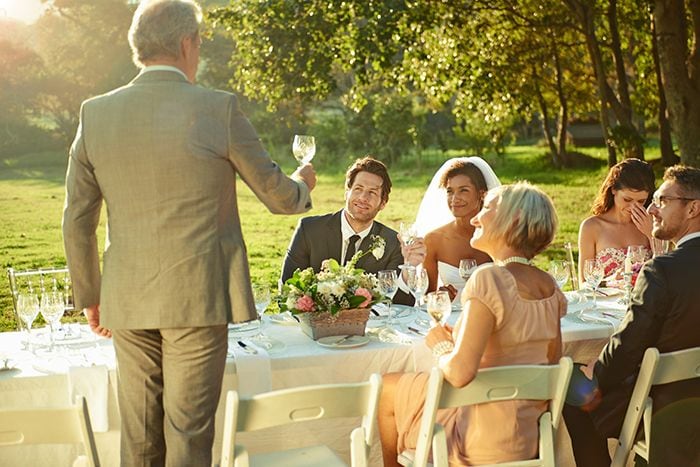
[564,165,700,466]
[62,1,315,465]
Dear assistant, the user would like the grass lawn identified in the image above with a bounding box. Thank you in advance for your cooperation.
[0,143,664,331]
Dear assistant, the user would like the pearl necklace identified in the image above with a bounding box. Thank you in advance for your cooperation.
[495,256,532,266]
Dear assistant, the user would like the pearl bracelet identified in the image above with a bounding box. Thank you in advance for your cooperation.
[432,340,455,358]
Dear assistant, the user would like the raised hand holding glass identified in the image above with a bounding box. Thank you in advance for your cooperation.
[292,135,315,165]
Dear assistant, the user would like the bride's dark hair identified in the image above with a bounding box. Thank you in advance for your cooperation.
[438,160,488,194]
[591,158,655,215]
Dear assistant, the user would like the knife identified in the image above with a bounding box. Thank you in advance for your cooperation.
[407,326,426,336]
[237,340,257,355]
[333,335,354,345]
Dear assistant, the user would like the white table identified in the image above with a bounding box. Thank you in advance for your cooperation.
[0,296,625,466]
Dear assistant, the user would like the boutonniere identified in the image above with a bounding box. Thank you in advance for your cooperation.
[370,235,385,260]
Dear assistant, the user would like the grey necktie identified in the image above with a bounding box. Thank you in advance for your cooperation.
[344,235,360,265]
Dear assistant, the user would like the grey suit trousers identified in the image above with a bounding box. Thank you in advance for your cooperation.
[112,325,228,467]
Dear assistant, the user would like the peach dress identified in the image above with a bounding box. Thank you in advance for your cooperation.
[394,265,566,465]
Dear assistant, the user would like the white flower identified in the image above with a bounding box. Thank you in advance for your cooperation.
[286,296,297,309]
[372,242,385,260]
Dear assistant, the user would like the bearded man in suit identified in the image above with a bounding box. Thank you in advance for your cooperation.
[564,165,700,467]
[281,156,425,305]
[62,1,315,465]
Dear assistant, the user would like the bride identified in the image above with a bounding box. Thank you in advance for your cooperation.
[415,157,501,303]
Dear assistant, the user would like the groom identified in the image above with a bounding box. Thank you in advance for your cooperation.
[281,156,424,305]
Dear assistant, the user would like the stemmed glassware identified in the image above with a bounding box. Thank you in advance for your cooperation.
[549,260,570,290]
[406,266,430,327]
[620,245,645,305]
[583,259,604,310]
[16,291,40,350]
[459,259,478,282]
[426,290,452,327]
[377,270,398,326]
[292,135,315,165]
[250,284,284,352]
[39,282,65,351]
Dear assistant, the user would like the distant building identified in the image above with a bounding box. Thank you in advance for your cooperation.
[567,120,606,147]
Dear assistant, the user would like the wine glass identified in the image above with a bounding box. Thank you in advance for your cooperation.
[377,270,398,325]
[292,135,315,165]
[583,259,604,310]
[406,266,430,327]
[16,292,40,349]
[426,290,451,326]
[459,259,478,282]
[40,286,64,350]
[549,260,570,290]
[399,222,417,247]
[250,284,277,351]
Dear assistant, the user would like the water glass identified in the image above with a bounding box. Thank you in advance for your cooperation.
[406,266,429,326]
[425,290,451,326]
[459,259,478,281]
[40,289,64,350]
[292,135,315,165]
[377,270,398,325]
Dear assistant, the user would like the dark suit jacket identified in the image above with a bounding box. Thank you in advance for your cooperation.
[280,210,414,305]
[591,237,700,444]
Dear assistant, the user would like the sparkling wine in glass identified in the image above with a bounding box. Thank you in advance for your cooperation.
[292,135,315,165]
[399,222,417,247]
[459,259,478,282]
[426,290,451,326]
[583,259,604,309]
[549,260,570,289]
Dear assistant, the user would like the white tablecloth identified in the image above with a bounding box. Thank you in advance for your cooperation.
[0,297,625,466]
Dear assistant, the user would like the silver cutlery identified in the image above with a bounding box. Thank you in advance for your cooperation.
[407,326,426,336]
[237,340,258,355]
[333,335,354,345]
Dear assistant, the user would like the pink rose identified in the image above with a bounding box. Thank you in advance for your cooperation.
[295,295,315,312]
[354,287,373,308]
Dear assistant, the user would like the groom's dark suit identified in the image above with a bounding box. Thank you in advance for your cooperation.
[565,236,700,466]
[281,210,413,305]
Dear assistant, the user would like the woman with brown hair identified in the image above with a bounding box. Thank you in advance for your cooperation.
[578,158,656,285]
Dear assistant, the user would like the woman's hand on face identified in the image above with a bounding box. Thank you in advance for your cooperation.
[425,324,453,349]
[630,203,652,238]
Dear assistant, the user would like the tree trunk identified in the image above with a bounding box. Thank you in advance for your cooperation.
[654,0,700,167]
[650,4,680,166]
[533,66,562,168]
[552,38,571,166]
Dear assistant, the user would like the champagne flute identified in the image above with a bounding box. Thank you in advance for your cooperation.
[459,259,478,282]
[292,135,315,165]
[426,290,451,326]
[583,259,604,310]
[16,292,40,350]
[399,222,417,247]
[250,284,275,350]
[549,260,570,290]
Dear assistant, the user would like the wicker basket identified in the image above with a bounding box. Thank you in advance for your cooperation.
[298,308,370,340]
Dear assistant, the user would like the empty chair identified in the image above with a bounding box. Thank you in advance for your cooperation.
[220,373,382,467]
[398,357,573,467]
[0,396,100,467]
[611,346,700,467]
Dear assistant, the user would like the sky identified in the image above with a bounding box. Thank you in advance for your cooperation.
[0,0,45,23]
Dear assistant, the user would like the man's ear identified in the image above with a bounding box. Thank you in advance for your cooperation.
[687,199,700,219]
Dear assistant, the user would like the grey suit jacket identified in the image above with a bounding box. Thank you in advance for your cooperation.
[63,70,312,329]
[280,210,414,305]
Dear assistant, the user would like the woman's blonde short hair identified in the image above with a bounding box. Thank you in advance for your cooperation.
[486,182,558,259]
[128,0,202,68]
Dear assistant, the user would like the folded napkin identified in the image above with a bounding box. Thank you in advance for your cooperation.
[230,341,272,397]
[68,364,109,432]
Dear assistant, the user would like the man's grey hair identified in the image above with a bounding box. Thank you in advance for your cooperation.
[128,0,202,68]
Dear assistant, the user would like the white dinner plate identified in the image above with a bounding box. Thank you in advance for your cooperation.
[316,335,370,349]
[597,287,624,297]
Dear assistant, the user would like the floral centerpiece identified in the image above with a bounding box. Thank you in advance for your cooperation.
[278,235,386,339]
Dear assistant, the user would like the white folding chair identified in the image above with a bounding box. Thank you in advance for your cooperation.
[398,357,573,467]
[0,396,100,467]
[220,373,382,467]
[611,346,700,467]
